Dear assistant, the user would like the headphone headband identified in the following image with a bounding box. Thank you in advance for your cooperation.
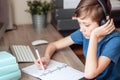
[97,0,110,25]
[98,0,110,16]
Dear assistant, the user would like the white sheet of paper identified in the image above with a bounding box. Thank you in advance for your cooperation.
[22,60,84,80]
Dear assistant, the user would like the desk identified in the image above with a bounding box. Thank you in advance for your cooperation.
[0,24,84,80]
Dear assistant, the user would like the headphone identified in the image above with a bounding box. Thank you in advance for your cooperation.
[97,0,110,26]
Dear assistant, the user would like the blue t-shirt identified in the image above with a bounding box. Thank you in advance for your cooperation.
[70,29,120,80]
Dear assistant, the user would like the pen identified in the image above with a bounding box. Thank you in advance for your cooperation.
[34,48,45,71]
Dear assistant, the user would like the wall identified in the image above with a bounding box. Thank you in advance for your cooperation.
[11,0,51,25]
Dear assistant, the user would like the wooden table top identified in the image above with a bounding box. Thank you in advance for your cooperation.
[0,24,84,80]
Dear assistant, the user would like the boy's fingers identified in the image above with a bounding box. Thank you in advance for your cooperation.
[106,19,115,30]
[107,26,115,34]
[108,19,113,27]
[105,20,115,34]
[43,64,48,69]
[103,19,114,29]
[106,26,114,34]
[102,19,110,27]
[41,57,49,69]
[34,60,41,69]
[34,59,43,69]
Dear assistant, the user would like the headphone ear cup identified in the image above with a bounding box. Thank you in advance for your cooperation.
[100,19,107,26]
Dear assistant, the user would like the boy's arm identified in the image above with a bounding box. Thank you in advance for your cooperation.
[35,36,75,69]
[84,32,111,79]
[44,36,75,59]
[84,19,115,79]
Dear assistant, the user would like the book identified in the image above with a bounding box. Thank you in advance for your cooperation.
[0,63,19,76]
[0,51,16,67]
[0,70,21,80]
[22,60,84,80]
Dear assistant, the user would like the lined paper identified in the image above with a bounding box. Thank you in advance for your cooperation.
[22,60,84,80]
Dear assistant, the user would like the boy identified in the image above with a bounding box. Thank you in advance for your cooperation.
[35,0,120,79]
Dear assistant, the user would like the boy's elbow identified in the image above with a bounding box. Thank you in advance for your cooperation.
[84,71,96,79]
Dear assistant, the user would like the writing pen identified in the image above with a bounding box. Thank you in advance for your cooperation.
[34,48,45,71]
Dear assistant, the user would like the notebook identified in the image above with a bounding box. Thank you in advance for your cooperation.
[22,60,84,80]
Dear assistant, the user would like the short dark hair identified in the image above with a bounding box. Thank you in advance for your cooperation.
[75,0,111,23]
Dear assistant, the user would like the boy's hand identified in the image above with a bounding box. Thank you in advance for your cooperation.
[34,56,50,69]
[91,19,115,38]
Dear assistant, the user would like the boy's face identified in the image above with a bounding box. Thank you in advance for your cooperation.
[77,17,99,39]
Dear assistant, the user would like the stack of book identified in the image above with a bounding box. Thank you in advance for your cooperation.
[0,51,21,80]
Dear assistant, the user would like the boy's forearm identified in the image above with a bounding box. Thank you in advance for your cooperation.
[44,43,57,59]
[85,33,99,78]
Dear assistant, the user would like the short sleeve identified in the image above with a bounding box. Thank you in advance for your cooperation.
[70,29,83,44]
[101,37,120,64]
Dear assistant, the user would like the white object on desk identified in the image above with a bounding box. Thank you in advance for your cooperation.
[22,60,84,80]
[32,40,48,46]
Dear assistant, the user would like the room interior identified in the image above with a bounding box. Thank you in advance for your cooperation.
[0,0,120,80]
[0,0,120,79]
[0,0,120,64]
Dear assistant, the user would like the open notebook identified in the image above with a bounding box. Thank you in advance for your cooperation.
[22,60,84,80]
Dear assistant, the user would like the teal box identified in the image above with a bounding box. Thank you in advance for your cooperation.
[0,51,21,79]
[0,63,19,76]
[0,51,16,67]
[0,70,21,80]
